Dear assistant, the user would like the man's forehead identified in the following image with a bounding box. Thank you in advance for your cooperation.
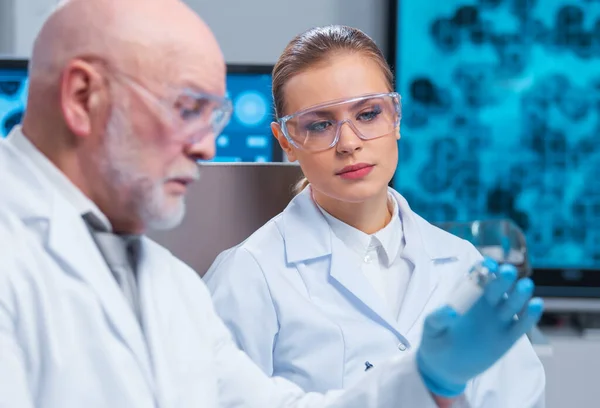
[162,50,226,96]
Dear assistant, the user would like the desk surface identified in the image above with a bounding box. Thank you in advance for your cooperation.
[538,330,600,408]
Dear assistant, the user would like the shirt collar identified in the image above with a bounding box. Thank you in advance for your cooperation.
[373,196,404,266]
[316,193,404,266]
[7,126,113,231]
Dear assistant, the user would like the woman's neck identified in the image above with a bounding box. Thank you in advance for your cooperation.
[313,188,392,235]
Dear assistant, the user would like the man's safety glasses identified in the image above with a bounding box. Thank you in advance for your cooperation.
[112,71,233,145]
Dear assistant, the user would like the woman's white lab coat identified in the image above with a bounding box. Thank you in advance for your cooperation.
[204,187,546,407]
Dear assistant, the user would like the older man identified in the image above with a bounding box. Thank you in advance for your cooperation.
[0,1,543,407]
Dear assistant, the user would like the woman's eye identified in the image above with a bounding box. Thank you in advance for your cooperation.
[358,108,382,121]
[307,121,332,132]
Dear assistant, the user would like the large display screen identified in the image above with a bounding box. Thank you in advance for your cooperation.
[395,1,600,270]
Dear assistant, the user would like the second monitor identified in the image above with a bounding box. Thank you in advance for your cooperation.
[0,61,280,163]
[216,64,280,163]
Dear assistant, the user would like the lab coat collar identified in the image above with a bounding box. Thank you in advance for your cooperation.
[282,186,460,264]
[0,130,156,391]
[316,193,402,267]
[281,186,461,337]
[281,188,409,340]
[318,206,371,255]
[281,187,333,263]
[389,188,463,261]
[6,126,112,231]
[372,195,402,266]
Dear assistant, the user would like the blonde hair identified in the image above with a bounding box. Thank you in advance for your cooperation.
[293,176,310,195]
[272,25,394,119]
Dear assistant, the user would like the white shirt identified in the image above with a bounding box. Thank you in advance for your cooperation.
[317,195,414,320]
[7,126,112,231]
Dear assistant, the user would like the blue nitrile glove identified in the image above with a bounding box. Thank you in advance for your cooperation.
[416,260,544,398]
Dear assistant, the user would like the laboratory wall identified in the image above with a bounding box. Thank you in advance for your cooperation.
[0,0,390,63]
[0,0,14,54]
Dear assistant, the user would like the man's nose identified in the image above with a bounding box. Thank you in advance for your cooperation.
[185,133,217,161]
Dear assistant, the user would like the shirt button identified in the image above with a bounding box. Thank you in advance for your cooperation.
[364,255,372,263]
[398,343,407,351]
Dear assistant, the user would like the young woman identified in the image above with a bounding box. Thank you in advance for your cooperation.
[204,25,545,407]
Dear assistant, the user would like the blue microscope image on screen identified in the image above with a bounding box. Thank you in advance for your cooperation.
[215,73,273,162]
[0,71,27,137]
[396,0,600,268]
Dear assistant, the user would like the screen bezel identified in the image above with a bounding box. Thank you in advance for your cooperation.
[0,58,28,71]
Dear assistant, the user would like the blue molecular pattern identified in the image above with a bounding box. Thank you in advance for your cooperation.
[395,0,600,269]
[0,71,27,138]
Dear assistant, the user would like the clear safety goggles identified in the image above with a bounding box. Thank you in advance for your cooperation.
[278,92,401,152]
[111,70,233,145]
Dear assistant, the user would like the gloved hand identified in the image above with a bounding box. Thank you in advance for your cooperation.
[416,260,544,398]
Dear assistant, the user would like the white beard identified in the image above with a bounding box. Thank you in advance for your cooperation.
[99,105,192,231]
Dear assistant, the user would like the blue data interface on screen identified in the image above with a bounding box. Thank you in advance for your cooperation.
[396,0,600,268]
[215,73,274,162]
[1,70,274,163]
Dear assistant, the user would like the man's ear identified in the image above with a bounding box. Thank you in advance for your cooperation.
[271,122,297,162]
[60,59,107,138]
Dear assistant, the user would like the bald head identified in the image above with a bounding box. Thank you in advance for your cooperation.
[21,0,228,233]
[29,0,224,91]
[23,0,226,147]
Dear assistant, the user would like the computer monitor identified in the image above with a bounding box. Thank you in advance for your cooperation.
[0,61,281,162]
[394,1,600,300]
[0,59,28,137]
[218,64,281,162]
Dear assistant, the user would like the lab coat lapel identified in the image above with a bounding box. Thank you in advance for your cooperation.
[329,231,405,338]
[395,244,437,334]
[46,194,155,389]
[392,192,439,334]
[136,242,174,407]
[0,135,155,390]
[281,188,331,263]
